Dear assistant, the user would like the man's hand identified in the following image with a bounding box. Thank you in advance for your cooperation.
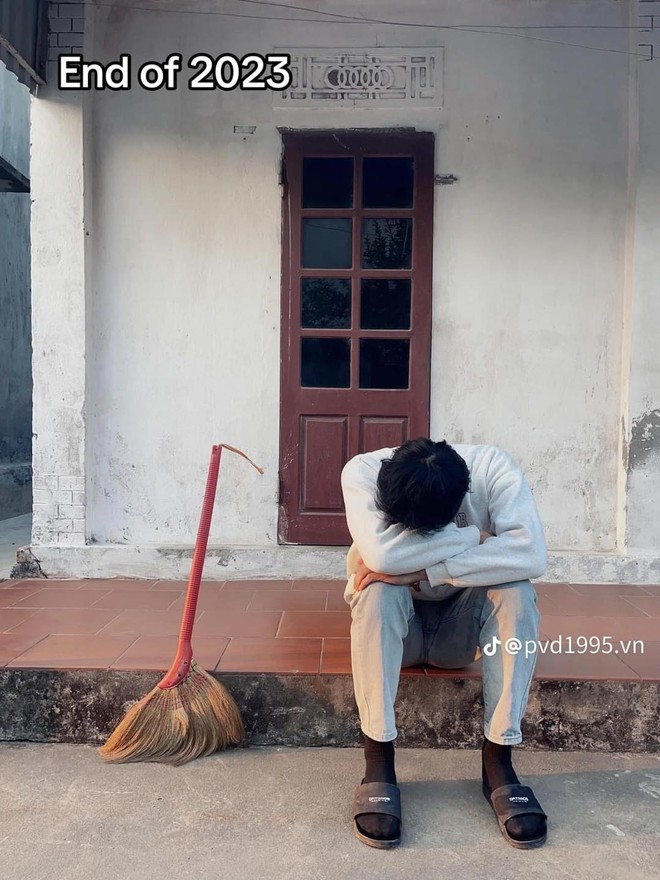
[480,531,494,544]
[353,557,426,593]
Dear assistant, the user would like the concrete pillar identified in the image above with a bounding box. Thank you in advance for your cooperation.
[30,87,87,547]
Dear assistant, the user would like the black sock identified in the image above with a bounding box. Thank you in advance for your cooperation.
[363,735,397,786]
[356,735,399,841]
[482,738,546,842]
[482,738,517,790]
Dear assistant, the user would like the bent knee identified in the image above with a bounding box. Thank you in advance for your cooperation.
[351,580,413,620]
[486,579,537,611]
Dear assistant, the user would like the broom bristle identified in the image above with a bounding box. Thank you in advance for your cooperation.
[98,662,244,765]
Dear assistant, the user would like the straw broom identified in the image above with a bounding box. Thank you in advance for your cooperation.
[98,443,263,765]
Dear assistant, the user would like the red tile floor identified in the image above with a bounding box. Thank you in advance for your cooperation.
[0,578,658,680]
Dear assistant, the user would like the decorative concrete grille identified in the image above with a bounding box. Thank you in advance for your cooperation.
[275,48,443,107]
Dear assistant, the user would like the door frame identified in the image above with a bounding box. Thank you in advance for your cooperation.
[278,129,435,545]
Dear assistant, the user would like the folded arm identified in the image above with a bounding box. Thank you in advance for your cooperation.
[341,447,547,589]
[341,449,481,575]
[425,448,547,588]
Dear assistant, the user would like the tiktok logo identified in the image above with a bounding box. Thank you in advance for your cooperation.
[482,635,501,656]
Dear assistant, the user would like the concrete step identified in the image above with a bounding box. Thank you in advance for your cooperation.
[1,577,658,751]
[1,667,658,752]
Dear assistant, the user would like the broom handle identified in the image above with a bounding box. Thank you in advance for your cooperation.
[158,443,264,690]
[181,444,223,644]
[158,444,222,690]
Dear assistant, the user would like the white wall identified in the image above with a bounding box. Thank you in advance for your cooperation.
[626,57,660,553]
[428,7,629,553]
[33,0,655,579]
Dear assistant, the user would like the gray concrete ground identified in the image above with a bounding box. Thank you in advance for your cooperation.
[1,744,658,880]
[0,513,31,577]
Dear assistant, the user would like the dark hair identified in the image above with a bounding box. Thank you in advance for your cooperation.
[375,438,470,533]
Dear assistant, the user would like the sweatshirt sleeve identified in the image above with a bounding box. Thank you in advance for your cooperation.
[425,448,547,588]
[340,450,481,575]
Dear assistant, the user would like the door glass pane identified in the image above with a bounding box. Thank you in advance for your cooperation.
[359,339,409,389]
[301,338,350,388]
[361,219,412,269]
[360,279,411,330]
[303,157,353,208]
[362,157,414,208]
[302,279,351,329]
[302,218,352,269]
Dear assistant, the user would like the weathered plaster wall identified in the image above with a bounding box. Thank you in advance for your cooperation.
[427,11,629,554]
[85,1,629,551]
[626,56,660,553]
[32,1,658,580]
[0,62,32,467]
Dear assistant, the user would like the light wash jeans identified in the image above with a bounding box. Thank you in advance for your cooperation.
[344,576,540,745]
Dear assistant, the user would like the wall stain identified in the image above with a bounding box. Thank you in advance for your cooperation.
[629,409,660,470]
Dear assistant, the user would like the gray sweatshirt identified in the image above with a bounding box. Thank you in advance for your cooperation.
[341,444,547,591]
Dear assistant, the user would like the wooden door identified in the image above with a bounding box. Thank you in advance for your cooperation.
[279,131,434,545]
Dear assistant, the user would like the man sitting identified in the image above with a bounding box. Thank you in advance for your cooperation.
[341,438,548,849]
